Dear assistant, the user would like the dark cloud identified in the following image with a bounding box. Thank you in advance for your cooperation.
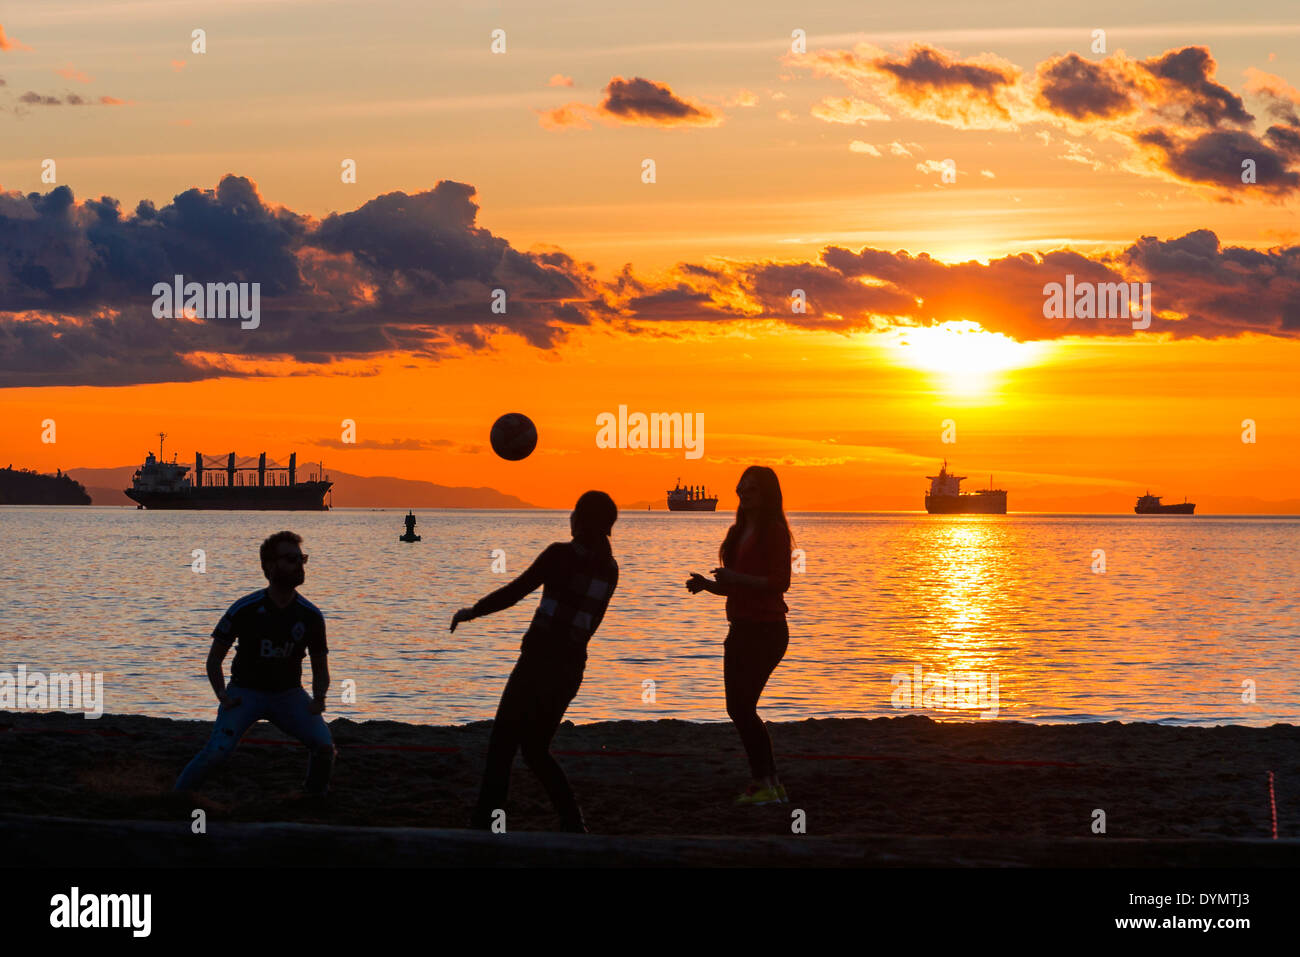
[0,176,610,386]
[1142,46,1252,128]
[6,174,1300,389]
[1136,128,1300,196]
[601,76,711,122]
[795,43,1021,129]
[795,41,1300,195]
[1266,123,1300,157]
[19,91,61,106]
[1119,230,1300,332]
[14,89,122,107]
[618,232,1300,342]
[874,45,1016,95]
[1036,53,1138,120]
[540,76,722,129]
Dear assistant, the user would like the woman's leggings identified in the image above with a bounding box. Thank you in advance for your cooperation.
[724,618,789,780]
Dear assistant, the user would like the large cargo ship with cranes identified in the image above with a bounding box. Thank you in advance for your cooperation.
[124,434,332,510]
[924,461,1007,514]
[666,479,718,511]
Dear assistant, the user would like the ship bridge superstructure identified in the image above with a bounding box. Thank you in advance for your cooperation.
[926,460,966,497]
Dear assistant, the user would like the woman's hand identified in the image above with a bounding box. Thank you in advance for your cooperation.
[685,572,713,594]
[711,567,745,588]
[449,608,475,632]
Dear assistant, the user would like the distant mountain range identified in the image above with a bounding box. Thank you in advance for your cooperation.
[66,465,536,509]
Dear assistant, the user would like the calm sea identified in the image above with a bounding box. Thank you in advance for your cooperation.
[1,507,1296,726]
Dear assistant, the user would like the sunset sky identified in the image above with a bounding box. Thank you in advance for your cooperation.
[2,1,1298,511]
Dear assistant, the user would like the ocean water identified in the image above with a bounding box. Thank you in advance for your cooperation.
[0,507,1297,726]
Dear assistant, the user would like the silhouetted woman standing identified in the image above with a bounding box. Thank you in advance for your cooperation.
[686,465,792,806]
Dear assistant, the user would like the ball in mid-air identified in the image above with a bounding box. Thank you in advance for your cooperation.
[490,412,538,461]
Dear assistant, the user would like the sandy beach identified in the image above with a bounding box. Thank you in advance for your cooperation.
[2,710,1296,866]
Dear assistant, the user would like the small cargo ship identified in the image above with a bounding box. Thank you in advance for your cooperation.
[124,434,332,510]
[1134,492,1195,515]
[666,479,717,511]
[924,461,1007,514]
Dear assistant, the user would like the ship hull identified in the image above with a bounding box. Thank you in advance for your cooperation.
[667,499,718,511]
[1135,503,1195,514]
[925,492,1007,515]
[125,482,332,510]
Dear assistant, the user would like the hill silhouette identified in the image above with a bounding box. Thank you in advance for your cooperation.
[0,466,92,505]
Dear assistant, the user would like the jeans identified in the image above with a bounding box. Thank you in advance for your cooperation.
[724,618,789,780]
[472,653,586,831]
[174,683,335,794]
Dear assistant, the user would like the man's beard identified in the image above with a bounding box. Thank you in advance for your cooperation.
[272,567,304,589]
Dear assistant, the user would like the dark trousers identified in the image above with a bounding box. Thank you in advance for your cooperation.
[724,618,789,779]
[473,653,586,830]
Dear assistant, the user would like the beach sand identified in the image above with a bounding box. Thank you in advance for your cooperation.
[2,711,1296,865]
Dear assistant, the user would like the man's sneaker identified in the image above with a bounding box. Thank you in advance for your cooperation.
[735,783,782,806]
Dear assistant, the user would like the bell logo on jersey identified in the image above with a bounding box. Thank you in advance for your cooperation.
[260,620,307,658]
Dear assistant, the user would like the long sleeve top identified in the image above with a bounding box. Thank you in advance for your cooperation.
[471,539,619,662]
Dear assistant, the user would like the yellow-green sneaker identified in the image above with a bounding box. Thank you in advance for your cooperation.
[775,783,789,804]
[735,783,782,806]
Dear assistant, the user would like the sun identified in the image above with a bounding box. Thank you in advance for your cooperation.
[883,321,1047,392]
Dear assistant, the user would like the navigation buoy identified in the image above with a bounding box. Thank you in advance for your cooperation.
[399,510,421,542]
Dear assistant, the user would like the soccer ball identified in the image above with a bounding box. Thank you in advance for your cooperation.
[490,413,538,461]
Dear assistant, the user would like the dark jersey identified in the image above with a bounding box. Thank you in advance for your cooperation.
[470,540,619,663]
[212,589,328,692]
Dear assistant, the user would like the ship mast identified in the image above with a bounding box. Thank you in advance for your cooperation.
[158,432,166,460]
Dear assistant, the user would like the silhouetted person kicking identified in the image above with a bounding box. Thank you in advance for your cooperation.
[452,491,619,833]
[175,530,334,796]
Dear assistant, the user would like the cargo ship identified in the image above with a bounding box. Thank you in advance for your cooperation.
[924,461,1007,514]
[124,434,332,510]
[666,479,717,511]
[1134,492,1195,515]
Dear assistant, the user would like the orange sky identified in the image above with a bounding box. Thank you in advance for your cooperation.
[6,327,1296,511]
[2,4,1299,511]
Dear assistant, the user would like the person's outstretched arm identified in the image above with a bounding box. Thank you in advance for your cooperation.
[450,543,558,631]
